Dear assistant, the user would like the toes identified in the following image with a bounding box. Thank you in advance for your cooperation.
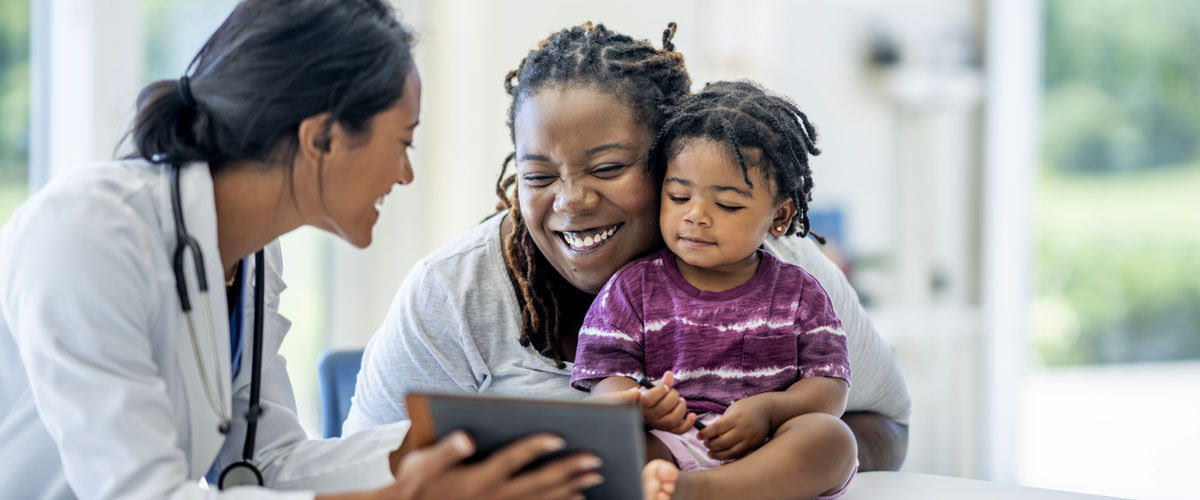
[642,459,679,500]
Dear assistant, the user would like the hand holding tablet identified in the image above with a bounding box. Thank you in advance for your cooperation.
[404,392,647,500]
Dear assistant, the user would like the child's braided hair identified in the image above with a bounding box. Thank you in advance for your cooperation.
[650,80,824,240]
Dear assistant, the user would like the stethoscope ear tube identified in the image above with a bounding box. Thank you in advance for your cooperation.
[168,163,210,310]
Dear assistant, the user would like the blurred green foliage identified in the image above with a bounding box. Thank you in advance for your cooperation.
[1044,0,1200,174]
[0,0,30,184]
[1035,0,1200,365]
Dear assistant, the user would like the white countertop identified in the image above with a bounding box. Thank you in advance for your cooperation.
[841,472,1127,500]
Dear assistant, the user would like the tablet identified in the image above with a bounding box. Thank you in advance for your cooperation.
[405,392,645,500]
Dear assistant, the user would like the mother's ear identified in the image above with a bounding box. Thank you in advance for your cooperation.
[297,112,335,163]
[770,197,797,237]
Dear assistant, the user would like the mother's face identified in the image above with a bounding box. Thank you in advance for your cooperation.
[512,86,662,294]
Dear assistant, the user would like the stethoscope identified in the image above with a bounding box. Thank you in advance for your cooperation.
[167,161,267,489]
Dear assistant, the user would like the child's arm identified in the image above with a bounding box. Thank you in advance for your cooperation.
[592,372,697,434]
[747,375,849,427]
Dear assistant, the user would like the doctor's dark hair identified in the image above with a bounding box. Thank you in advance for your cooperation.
[128,0,414,174]
[493,22,691,367]
[651,80,824,240]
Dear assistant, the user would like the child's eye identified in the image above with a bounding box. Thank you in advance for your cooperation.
[717,203,744,212]
[667,195,689,203]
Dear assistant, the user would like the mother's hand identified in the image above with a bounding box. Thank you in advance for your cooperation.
[372,432,604,500]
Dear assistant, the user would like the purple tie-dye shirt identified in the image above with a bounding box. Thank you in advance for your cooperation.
[571,247,850,414]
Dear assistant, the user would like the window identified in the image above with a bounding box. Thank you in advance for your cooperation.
[1022,1,1200,498]
[0,0,29,224]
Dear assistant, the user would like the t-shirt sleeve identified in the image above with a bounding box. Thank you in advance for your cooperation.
[795,274,852,384]
[570,266,647,391]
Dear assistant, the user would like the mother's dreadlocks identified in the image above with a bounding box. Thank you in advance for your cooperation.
[650,80,825,241]
[495,22,691,367]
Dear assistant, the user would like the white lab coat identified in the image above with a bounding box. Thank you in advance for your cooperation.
[0,160,410,499]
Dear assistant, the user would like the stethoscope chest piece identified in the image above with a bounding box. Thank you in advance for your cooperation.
[218,461,263,489]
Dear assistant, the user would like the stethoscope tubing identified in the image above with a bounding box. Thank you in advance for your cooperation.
[167,162,266,487]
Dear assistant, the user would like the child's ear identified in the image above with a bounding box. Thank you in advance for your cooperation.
[770,198,797,237]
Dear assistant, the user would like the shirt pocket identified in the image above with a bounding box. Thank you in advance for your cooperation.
[740,333,799,398]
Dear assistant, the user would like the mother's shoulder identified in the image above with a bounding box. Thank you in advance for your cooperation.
[415,212,506,268]
[403,212,509,294]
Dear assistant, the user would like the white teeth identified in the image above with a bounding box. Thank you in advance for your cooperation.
[563,224,620,250]
[375,196,385,211]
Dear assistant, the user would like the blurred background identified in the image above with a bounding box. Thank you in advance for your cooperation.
[2,0,1197,498]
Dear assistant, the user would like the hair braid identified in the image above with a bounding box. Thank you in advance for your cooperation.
[494,21,691,366]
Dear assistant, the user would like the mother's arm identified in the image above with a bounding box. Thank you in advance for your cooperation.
[763,235,912,471]
[843,412,908,471]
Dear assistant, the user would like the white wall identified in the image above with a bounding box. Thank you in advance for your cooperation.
[32,0,143,187]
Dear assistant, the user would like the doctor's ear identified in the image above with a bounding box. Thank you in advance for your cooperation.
[297,113,335,160]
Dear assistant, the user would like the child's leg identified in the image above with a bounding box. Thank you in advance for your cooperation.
[646,432,678,464]
[673,412,858,500]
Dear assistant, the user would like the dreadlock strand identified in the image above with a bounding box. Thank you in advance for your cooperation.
[719,117,753,189]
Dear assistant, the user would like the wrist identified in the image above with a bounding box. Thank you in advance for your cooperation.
[736,393,780,428]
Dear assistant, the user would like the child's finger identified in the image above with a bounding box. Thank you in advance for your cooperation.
[704,427,740,452]
[645,400,672,422]
[656,389,681,412]
[668,412,696,434]
[640,384,669,408]
[662,398,688,425]
[661,370,675,389]
[710,440,751,460]
[697,415,728,441]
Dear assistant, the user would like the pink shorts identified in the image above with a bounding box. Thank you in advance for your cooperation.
[648,413,857,500]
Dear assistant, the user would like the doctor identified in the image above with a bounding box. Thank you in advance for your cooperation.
[0,0,602,499]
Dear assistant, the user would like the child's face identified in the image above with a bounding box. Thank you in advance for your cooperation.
[660,139,795,271]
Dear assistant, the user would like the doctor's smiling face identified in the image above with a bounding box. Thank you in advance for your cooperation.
[307,68,422,248]
[513,86,662,294]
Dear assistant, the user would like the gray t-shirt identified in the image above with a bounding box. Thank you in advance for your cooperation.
[343,213,911,435]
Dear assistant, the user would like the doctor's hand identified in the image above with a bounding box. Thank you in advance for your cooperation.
[375,431,604,500]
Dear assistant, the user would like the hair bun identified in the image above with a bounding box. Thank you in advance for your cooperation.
[662,22,678,52]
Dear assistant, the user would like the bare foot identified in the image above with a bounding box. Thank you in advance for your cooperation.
[642,459,679,500]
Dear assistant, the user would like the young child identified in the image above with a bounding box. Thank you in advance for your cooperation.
[572,81,857,500]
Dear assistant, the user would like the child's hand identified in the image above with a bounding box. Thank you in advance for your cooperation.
[698,398,770,460]
[640,371,698,434]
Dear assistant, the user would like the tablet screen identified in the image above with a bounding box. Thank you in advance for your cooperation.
[406,392,645,500]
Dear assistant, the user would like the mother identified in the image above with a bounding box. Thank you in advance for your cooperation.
[346,21,911,492]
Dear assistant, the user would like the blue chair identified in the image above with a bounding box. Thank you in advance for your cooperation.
[317,348,364,438]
